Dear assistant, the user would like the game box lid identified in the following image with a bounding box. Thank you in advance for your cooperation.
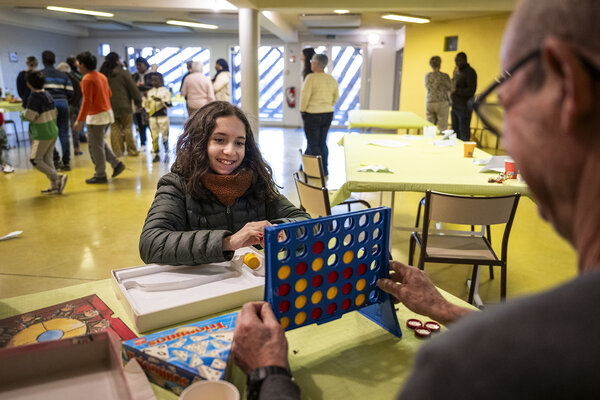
[112,247,264,332]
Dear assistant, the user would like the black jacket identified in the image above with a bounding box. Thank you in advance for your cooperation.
[451,63,477,110]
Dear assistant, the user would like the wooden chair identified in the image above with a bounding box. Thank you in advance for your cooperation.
[408,190,520,304]
[293,172,370,217]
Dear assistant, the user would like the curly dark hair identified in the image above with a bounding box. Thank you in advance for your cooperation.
[99,52,120,77]
[171,101,279,201]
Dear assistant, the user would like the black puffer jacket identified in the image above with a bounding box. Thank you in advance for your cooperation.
[139,172,310,265]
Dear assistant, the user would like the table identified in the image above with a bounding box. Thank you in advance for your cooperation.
[348,110,433,134]
[330,134,530,207]
[0,101,25,145]
[0,279,474,399]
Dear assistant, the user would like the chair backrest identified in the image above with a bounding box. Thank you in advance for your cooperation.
[293,172,331,217]
[298,149,326,187]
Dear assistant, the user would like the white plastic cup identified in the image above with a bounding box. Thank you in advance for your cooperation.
[179,381,240,400]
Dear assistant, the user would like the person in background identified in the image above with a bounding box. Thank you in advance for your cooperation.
[181,61,215,117]
[66,56,83,81]
[450,52,477,141]
[0,104,15,173]
[180,60,194,115]
[22,71,67,194]
[56,62,84,156]
[231,0,600,398]
[99,52,142,157]
[139,101,310,265]
[301,48,316,80]
[16,56,38,107]
[41,50,73,171]
[150,64,159,73]
[299,53,338,176]
[424,56,452,132]
[74,51,125,184]
[66,56,86,144]
[143,74,172,163]
[132,57,155,152]
[212,59,231,102]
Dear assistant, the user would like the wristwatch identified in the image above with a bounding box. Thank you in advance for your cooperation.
[246,365,292,400]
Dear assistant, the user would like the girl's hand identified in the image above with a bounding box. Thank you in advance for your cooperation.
[223,220,272,251]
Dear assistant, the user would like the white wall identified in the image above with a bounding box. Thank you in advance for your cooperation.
[0,24,79,96]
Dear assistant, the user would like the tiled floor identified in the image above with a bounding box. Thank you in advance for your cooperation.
[0,125,577,306]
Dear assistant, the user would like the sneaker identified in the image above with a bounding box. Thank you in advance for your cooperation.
[41,187,59,194]
[3,164,15,173]
[152,154,160,163]
[57,174,68,194]
[85,176,108,184]
[74,150,84,156]
[60,164,71,171]
[112,161,126,178]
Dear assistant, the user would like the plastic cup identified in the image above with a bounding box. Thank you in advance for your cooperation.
[505,159,517,179]
[179,381,240,400]
[463,141,477,158]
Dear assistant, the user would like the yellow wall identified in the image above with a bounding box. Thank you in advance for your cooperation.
[399,14,510,119]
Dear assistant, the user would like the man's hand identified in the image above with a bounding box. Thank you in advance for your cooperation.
[223,221,272,251]
[73,120,83,132]
[232,302,289,374]
[377,261,472,326]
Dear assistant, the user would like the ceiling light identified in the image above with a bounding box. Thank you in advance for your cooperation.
[166,20,218,30]
[368,33,380,45]
[334,10,350,14]
[381,14,430,24]
[46,6,114,18]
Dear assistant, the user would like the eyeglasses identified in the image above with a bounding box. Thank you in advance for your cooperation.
[473,49,600,137]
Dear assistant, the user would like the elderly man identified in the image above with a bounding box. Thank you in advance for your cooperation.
[231,0,600,398]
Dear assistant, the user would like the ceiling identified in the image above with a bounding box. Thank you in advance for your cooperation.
[0,0,517,39]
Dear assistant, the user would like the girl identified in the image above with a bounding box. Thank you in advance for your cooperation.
[140,101,310,265]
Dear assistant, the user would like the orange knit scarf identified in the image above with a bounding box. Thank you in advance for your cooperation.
[201,169,254,207]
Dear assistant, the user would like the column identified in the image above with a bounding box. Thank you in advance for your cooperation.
[238,8,260,135]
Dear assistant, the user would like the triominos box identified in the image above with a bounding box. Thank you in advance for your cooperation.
[122,312,237,395]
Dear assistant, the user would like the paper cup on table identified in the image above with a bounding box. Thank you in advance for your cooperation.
[179,381,240,400]
[463,141,477,158]
[505,159,518,179]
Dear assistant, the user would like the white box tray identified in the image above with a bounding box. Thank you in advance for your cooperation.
[112,247,265,332]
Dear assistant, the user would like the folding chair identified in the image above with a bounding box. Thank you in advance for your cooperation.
[408,190,520,305]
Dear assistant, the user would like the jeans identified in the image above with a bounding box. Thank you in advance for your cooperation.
[451,106,473,141]
[303,112,334,175]
[133,112,149,146]
[55,100,70,165]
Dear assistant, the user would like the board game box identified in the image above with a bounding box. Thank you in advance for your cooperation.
[263,207,402,337]
[122,311,237,396]
[0,295,137,348]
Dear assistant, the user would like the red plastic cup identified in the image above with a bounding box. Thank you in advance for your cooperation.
[505,159,517,179]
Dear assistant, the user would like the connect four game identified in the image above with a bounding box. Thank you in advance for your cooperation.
[264,207,402,338]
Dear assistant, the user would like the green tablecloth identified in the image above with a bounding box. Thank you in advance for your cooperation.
[348,110,433,130]
[331,134,530,206]
[0,278,474,399]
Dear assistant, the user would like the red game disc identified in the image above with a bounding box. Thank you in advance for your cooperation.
[414,327,432,339]
[406,319,423,330]
[424,321,441,333]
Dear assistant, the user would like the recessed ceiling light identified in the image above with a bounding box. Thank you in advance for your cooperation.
[166,20,219,30]
[46,6,114,18]
[334,10,350,14]
[381,14,430,24]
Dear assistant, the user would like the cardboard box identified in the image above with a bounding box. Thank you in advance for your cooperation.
[0,331,150,400]
[122,312,237,396]
[112,247,264,332]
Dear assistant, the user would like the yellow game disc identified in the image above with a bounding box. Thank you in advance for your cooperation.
[311,291,323,304]
[295,295,307,309]
[243,253,260,269]
[312,257,323,271]
[343,250,354,264]
[356,279,366,291]
[295,278,307,293]
[355,294,366,306]
[278,265,291,280]
[294,312,307,325]
[327,287,338,300]
[280,317,290,329]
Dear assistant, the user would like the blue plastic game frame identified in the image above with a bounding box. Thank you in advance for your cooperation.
[263,207,402,338]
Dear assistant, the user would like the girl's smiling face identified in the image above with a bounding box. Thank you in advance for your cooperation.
[207,115,246,175]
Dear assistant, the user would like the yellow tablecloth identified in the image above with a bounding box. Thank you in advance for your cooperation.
[0,279,474,399]
[0,101,24,112]
[331,134,530,206]
[348,110,433,130]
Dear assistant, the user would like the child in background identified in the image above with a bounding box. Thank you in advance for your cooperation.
[0,105,15,173]
[23,71,68,194]
[143,74,172,163]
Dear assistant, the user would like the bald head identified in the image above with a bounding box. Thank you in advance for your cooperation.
[503,0,600,67]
